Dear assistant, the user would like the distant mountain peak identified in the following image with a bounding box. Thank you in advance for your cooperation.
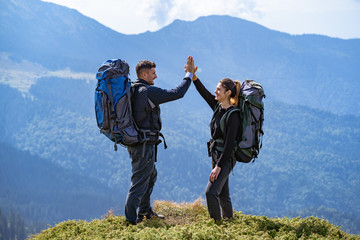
[157,14,272,36]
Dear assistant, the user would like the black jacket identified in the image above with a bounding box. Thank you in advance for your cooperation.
[193,78,240,167]
[132,78,191,143]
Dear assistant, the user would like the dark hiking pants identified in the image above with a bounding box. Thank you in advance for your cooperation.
[125,144,157,223]
[205,154,236,220]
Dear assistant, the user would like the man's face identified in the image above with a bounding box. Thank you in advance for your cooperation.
[143,67,157,85]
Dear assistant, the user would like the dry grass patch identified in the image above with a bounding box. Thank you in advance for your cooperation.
[153,197,208,226]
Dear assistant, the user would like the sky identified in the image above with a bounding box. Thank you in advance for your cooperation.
[42,0,360,39]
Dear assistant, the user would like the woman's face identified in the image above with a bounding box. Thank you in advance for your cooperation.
[214,82,230,102]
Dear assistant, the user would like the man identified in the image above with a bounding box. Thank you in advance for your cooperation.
[124,56,195,225]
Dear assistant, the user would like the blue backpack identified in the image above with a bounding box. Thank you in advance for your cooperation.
[94,59,138,150]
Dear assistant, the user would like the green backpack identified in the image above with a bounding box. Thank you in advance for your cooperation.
[217,79,265,163]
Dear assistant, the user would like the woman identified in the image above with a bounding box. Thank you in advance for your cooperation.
[189,64,241,221]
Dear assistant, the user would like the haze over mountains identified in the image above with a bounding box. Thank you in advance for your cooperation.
[2,0,360,116]
[0,0,359,235]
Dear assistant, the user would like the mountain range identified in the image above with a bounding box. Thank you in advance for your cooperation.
[0,0,359,235]
[1,0,359,116]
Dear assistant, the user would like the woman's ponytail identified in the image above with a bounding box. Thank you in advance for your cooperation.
[230,80,241,107]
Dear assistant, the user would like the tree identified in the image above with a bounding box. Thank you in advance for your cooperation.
[0,208,28,240]
[15,213,26,240]
[8,209,15,240]
[0,208,9,240]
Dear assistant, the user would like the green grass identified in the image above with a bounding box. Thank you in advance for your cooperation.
[31,199,360,239]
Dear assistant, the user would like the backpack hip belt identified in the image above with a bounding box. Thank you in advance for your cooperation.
[207,138,226,157]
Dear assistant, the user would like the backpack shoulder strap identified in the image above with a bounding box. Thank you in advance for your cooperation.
[212,106,240,153]
[132,82,156,109]
[213,102,221,112]
[219,107,240,135]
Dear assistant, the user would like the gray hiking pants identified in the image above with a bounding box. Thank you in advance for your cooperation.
[205,153,236,220]
[125,144,157,223]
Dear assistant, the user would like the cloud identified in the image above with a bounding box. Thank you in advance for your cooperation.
[42,0,262,33]
[150,0,174,25]
[0,53,93,94]
[42,0,160,33]
[42,0,360,38]
[254,0,360,38]
[149,0,261,27]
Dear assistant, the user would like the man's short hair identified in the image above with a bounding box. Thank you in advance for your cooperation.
[136,60,156,78]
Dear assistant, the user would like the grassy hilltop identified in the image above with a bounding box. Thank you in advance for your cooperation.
[32,199,359,240]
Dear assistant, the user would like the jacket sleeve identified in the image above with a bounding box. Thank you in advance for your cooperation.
[193,78,218,111]
[147,77,191,105]
[217,111,240,168]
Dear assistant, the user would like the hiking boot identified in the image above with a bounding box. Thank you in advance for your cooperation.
[137,208,165,223]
